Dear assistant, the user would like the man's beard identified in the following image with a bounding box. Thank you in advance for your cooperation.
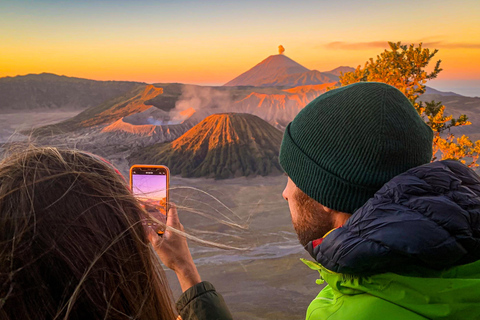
[292,191,336,247]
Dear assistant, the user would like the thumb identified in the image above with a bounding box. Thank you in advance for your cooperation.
[166,203,181,229]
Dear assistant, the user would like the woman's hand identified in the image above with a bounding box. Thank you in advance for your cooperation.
[147,203,202,292]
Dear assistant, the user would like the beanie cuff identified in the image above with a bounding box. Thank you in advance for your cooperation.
[279,123,380,214]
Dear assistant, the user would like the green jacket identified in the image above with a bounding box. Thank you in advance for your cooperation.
[303,259,480,319]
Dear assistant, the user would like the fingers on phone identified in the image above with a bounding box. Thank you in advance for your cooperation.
[166,203,180,227]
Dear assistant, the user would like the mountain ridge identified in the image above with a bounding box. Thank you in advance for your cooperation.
[0,73,142,111]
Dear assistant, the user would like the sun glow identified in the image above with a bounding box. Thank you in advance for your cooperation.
[1,1,479,85]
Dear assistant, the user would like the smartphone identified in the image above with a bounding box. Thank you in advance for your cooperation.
[130,165,170,232]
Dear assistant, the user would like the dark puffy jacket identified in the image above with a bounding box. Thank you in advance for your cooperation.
[308,160,480,275]
[303,160,480,319]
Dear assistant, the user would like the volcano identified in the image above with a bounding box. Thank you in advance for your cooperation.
[224,54,345,87]
[129,113,283,179]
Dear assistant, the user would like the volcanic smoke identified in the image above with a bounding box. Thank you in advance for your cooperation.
[278,45,285,55]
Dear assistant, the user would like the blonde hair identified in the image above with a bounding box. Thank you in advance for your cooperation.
[0,146,177,319]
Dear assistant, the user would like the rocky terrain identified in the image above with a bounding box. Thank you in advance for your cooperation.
[234,83,334,129]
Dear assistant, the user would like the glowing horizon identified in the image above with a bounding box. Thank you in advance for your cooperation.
[1,0,479,92]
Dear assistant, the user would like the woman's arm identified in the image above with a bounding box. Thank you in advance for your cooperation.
[147,204,233,319]
[147,204,202,292]
[176,281,233,320]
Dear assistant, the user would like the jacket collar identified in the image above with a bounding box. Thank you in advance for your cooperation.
[305,228,337,258]
[304,160,480,275]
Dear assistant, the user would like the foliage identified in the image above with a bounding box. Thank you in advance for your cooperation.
[339,41,479,167]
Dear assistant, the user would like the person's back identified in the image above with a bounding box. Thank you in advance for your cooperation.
[0,147,232,320]
[0,147,177,319]
[305,160,480,319]
[279,82,480,319]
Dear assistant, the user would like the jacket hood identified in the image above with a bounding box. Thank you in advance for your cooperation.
[307,160,480,276]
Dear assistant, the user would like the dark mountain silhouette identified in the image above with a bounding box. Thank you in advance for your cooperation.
[129,113,283,179]
[425,86,461,96]
[224,54,340,87]
[0,73,142,111]
[323,66,355,77]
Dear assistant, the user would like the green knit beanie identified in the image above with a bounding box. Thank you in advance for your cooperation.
[279,82,433,214]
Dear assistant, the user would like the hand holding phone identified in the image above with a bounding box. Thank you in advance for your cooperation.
[148,203,202,292]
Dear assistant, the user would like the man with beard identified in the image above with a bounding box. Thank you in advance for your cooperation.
[279,82,480,319]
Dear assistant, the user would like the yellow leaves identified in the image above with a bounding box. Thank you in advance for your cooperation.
[456,135,473,148]
[431,106,451,124]
[339,41,480,167]
[434,134,479,167]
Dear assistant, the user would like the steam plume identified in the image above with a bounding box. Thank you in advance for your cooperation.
[278,45,285,55]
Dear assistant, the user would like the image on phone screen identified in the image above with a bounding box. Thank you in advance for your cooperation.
[130,166,168,217]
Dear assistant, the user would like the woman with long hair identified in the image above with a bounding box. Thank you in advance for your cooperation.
[0,146,232,320]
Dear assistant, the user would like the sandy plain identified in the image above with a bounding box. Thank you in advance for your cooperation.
[0,111,81,144]
[166,176,324,320]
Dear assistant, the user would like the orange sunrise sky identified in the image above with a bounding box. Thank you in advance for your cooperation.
[1,0,479,95]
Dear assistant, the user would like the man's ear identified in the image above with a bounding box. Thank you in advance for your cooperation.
[320,204,335,214]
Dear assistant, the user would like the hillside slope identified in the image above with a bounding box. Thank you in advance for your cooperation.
[270,70,338,87]
[0,73,141,111]
[323,66,355,77]
[31,84,163,135]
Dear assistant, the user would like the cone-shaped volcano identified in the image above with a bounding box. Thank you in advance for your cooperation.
[224,54,309,87]
[224,54,341,87]
[129,113,283,179]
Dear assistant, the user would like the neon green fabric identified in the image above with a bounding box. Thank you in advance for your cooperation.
[302,259,480,320]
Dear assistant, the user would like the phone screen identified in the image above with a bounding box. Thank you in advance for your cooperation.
[130,166,169,216]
